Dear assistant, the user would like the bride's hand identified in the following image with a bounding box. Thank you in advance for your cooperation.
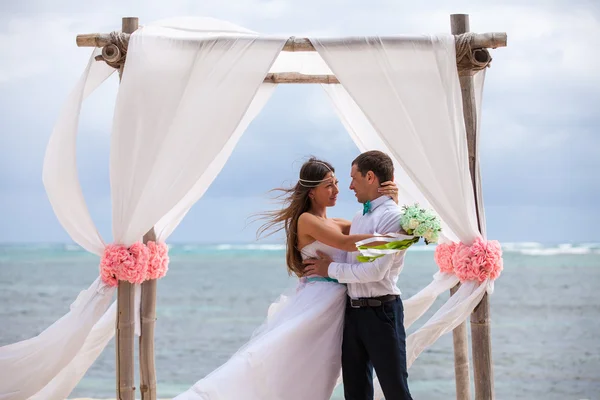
[378,181,400,204]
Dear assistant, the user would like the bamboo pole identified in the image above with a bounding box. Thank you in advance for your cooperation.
[451,13,495,400]
[450,283,471,400]
[140,228,158,400]
[76,32,507,51]
[115,16,139,400]
[263,72,339,84]
[447,13,475,399]
[115,280,136,400]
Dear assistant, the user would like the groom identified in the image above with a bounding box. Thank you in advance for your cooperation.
[304,150,413,400]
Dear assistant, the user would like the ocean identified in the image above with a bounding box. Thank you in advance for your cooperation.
[1,242,599,399]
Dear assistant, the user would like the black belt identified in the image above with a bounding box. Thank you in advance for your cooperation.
[349,294,398,308]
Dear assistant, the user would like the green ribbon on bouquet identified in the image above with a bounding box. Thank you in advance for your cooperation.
[356,237,420,262]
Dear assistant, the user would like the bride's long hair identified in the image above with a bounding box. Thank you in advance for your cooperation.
[256,157,335,277]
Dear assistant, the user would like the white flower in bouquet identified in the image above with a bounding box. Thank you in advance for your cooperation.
[400,204,441,245]
[408,219,420,230]
[423,230,439,244]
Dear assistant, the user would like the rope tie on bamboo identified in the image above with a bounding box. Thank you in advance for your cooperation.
[455,32,492,74]
[95,31,130,69]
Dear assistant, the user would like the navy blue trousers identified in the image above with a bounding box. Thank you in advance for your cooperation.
[342,296,413,400]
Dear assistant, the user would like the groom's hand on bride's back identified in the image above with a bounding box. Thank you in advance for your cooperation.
[302,251,332,277]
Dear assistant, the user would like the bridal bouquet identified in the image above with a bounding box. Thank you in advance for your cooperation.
[356,234,420,262]
[355,204,442,262]
[400,204,441,244]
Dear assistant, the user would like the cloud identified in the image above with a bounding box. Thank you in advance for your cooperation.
[0,14,94,83]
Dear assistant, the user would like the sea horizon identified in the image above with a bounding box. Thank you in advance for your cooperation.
[2,240,600,256]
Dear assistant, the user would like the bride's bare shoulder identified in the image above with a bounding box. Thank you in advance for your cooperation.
[298,212,318,224]
[332,218,351,235]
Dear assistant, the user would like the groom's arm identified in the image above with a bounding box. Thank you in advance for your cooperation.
[328,253,396,283]
[327,207,402,283]
[376,204,403,235]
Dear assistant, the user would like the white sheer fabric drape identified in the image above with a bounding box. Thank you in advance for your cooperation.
[31,84,278,400]
[42,50,115,255]
[322,86,436,226]
[311,36,488,397]
[29,302,117,400]
[403,68,489,372]
[154,83,277,241]
[399,70,491,383]
[1,20,285,400]
[473,70,487,238]
[313,35,480,243]
[110,26,285,245]
[0,51,117,400]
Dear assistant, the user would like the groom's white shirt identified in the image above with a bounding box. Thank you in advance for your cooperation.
[328,195,406,299]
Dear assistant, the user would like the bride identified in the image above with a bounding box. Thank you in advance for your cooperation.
[174,158,399,400]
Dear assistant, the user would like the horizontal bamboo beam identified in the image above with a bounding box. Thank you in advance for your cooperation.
[281,33,507,51]
[76,32,507,50]
[263,72,339,84]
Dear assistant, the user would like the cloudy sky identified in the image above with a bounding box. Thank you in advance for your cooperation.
[0,0,598,244]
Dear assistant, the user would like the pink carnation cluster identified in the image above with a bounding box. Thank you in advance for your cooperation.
[99,241,170,287]
[146,241,169,280]
[434,242,457,274]
[452,238,503,283]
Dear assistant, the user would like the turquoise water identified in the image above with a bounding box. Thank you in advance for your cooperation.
[1,243,599,399]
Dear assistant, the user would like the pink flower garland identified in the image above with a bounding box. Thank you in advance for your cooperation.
[452,238,503,283]
[434,238,503,283]
[434,242,457,274]
[99,244,128,287]
[453,242,478,282]
[122,242,150,284]
[99,241,170,287]
[147,241,169,280]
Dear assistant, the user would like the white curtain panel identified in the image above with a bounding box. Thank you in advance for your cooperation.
[0,278,115,400]
[36,83,278,399]
[403,272,460,328]
[473,69,487,238]
[0,51,117,400]
[403,69,490,378]
[29,302,118,400]
[36,78,279,400]
[312,35,480,243]
[141,18,280,241]
[43,49,114,255]
[109,26,286,245]
[154,83,277,241]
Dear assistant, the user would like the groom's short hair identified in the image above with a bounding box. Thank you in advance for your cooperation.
[352,150,394,183]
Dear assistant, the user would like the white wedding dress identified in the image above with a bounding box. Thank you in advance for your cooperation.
[174,241,348,400]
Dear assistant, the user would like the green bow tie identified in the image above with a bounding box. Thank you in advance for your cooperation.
[362,200,372,215]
